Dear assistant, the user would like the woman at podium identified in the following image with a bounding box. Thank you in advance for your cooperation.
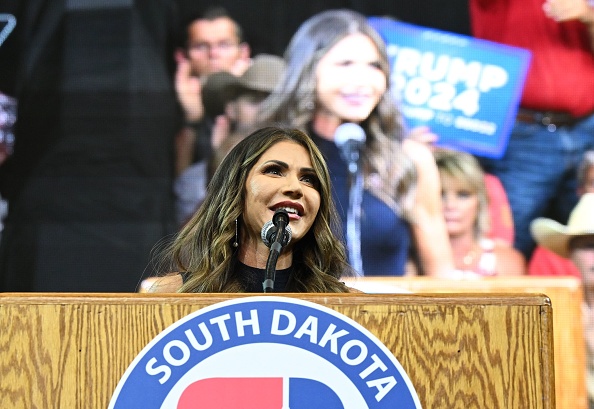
[144,126,355,293]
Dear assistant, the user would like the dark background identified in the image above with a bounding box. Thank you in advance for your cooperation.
[175,0,470,59]
[0,0,470,97]
[0,0,469,291]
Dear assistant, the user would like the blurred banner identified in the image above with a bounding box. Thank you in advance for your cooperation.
[0,13,16,47]
[370,18,531,159]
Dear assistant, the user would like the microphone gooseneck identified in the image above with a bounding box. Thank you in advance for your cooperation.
[334,123,366,276]
[262,209,291,292]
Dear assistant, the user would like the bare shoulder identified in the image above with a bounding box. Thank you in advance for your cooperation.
[493,242,526,276]
[493,241,524,259]
[138,274,184,293]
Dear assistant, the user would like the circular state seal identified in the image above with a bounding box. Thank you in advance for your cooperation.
[109,296,422,409]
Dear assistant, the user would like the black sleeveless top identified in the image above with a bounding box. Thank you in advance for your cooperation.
[310,130,411,276]
[180,262,292,292]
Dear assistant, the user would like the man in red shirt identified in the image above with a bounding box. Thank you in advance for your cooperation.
[470,0,594,260]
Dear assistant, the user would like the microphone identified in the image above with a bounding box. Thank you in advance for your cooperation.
[262,209,292,292]
[334,123,366,173]
[261,220,292,247]
[334,122,366,276]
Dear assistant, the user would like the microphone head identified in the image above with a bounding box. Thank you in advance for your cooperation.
[334,123,366,169]
[334,123,366,149]
[261,220,292,247]
[272,208,290,226]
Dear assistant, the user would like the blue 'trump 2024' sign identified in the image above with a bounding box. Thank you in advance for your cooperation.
[369,18,531,159]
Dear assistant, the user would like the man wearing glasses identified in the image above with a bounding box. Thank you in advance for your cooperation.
[173,7,252,199]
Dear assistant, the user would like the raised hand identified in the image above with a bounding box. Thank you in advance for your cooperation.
[174,51,204,122]
[543,0,592,22]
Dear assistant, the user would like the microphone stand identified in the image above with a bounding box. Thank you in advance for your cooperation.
[263,217,288,293]
[347,160,365,276]
[334,123,366,276]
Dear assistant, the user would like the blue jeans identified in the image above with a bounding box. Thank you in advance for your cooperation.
[480,112,594,259]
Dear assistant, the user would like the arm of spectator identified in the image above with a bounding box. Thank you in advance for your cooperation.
[403,138,455,277]
[229,43,252,76]
[230,55,252,77]
[543,0,594,50]
[405,126,439,151]
[211,114,231,151]
[174,50,204,123]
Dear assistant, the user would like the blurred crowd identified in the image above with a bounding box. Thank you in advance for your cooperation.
[1,0,594,405]
[0,1,466,292]
[0,0,592,290]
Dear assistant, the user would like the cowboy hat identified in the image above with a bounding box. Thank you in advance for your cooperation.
[202,54,285,118]
[230,54,285,95]
[530,193,594,258]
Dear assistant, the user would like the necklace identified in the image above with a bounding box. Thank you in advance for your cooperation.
[458,243,481,270]
[462,248,477,267]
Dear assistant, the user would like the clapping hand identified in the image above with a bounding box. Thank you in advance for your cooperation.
[174,50,204,122]
[405,126,439,151]
[543,0,592,22]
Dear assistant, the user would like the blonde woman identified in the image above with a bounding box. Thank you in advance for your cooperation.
[435,148,525,276]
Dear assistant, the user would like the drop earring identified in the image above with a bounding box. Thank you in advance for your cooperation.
[232,218,239,248]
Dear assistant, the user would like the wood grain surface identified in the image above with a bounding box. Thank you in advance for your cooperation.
[0,293,554,408]
[344,276,585,409]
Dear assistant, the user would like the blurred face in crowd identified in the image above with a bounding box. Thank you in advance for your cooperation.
[242,141,321,250]
[315,33,386,124]
[186,17,249,77]
[570,235,594,287]
[226,91,269,132]
[440,175,479,239]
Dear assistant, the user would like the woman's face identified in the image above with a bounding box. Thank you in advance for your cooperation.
[243,141,321,247]
[440,175,480,239]
[315,33,386,124]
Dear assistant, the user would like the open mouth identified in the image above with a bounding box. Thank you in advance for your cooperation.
[271,204,303,218]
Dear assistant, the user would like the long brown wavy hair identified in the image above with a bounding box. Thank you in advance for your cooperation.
[257,9,417,217]
[162,127,352,292]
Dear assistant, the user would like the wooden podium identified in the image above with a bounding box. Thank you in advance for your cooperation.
[345,276,586,409]
[0,292,554,408]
